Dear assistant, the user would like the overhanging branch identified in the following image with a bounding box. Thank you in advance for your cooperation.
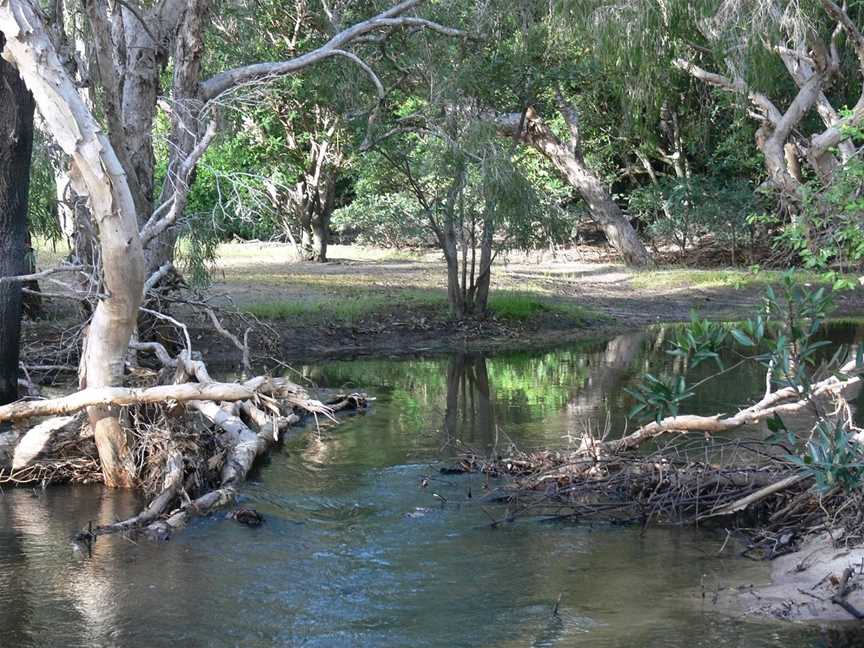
[199,0,462,101]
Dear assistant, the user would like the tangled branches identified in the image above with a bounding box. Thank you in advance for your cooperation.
[457,433,864,558]
[458,437,801,526]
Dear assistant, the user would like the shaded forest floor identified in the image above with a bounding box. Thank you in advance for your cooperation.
[198,242,864,364]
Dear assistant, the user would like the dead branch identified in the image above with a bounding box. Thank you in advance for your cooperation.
[0,264,90,285]
[610,359,862,453]
[701,474,805,518]
[0,377,278,421]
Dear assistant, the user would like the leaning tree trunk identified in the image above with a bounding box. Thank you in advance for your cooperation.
[494,112,652,268]
[0,34,34,406]
[0,0,146,486]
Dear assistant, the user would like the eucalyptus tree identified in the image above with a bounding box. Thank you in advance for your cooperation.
[189,1,366,264]
[0,34,34,406]
[447,0,655,267]
[360,119,553,317]
[0,0,459,486]
[580,0,864,259]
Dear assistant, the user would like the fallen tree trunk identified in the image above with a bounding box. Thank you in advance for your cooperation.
[74,347,368,539]
[142,410,274,539]
[609,360,862,454]
[11,414,82,469]
[93,390,367,540]
[0,381,266,421]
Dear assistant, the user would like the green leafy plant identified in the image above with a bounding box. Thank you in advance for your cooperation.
[774,114,864,287]
[628,175,756,258]
[625,373,694,423]
[788,418,864,493]
[627,276,864,494]
[667,311,728,370]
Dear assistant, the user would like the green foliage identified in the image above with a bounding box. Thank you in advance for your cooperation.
[352,115,565,262]
[667,312,728,370]
[788,418,864,494]
[625,373,694,422]
[630,273,864,492]
[332,193,429,248]
[628,176,757,253]
[776,117,864,287]
[27,137,60,241]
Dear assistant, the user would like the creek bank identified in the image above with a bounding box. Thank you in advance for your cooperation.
[721,532,864,623]
[195,306,616,365]
[195,285,864,368]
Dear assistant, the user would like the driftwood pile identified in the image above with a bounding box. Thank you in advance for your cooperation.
[453,355,864,557]
[0,345,367,540]
[458,440,864,559]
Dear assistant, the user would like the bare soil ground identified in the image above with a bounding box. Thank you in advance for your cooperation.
[194,242,864,364]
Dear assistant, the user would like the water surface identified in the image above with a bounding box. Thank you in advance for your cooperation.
[2,327,863,647]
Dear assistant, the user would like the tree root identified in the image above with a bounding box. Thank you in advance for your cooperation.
[3,337,369,541]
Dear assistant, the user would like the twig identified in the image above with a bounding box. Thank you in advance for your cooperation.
[830,566,864,619]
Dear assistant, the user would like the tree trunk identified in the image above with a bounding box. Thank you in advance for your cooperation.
[146,0,208,275]
[443,354,465,441]
[494,112,653,268]
[467,356,493,439]
[440,229,464,319]
[0,35,34,406]
[471,217,494,316]
[0,0,146,487]
[300,218,314,258]
[309,167,336,262]
[310,211,329,262]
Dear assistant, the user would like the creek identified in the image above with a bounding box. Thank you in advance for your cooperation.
[2,326,864,646]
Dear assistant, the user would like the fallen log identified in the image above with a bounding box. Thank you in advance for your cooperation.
[85,349,370,539]
[0,376,305,422]
[699,474,806,518]
[93,449,184,535]
[610,359,863,453]
[12,414,83,470]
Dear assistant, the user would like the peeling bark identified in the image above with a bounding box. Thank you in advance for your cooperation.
[0,0,146,486]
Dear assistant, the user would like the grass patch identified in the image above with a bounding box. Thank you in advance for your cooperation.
[629,268,835,290]
[487,293,599,324]
[244,289,447,323]
[246,289,602,327]
[488,293,550,320]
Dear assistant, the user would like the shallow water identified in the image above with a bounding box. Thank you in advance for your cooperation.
[2,327,864,647]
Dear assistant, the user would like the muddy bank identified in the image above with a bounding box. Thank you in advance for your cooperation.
[193,287,864,367]
[198,243,864,365]
[205,307,618,365]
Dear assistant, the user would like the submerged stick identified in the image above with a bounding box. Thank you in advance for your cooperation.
[831,567,864,620]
